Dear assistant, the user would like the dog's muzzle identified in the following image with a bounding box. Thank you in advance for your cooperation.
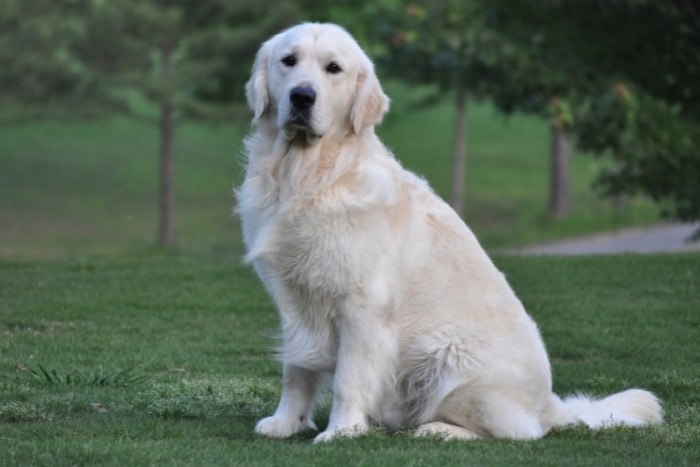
[288,86,316,126]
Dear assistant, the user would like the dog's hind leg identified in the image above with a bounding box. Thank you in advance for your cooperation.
[424,383,546,440]
[480,400,545,440]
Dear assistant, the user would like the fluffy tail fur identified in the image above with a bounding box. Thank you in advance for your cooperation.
[546,389,663,430]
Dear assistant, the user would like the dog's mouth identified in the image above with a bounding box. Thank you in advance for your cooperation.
[284,111,322,140]
[288,109,312,128]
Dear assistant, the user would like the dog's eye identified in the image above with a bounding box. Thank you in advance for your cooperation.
[326,62,342,74]
[281,55,297,67]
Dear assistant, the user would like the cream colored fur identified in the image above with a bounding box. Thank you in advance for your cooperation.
[236,23,662,443]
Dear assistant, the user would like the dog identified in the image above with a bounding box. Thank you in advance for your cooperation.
[236,23,662,443]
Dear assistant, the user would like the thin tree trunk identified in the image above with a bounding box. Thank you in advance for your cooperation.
[612,193,628,214]
[549,122,571,217]
[450,88,468,219]
[158,42,176,247]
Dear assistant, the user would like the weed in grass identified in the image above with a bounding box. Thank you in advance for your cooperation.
[25,364,145,387]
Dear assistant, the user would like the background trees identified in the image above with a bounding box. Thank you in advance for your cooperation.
[77,0,314,246]
[377,0,584,219]
[376,0,700,231]
[485,0,700,229]
[1,0,698,244]
[1,0,311,246]
[0,0,117,121]
[377,0,527,218]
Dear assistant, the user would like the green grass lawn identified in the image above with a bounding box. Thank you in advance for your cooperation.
[1,254,698,466]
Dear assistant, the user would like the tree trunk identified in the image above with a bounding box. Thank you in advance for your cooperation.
[549,122,571,217]
[612,193,628,214]
[158,42,176,247]
[450,88,468,219]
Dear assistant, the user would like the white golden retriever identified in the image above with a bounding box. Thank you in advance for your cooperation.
[236,23,662,443]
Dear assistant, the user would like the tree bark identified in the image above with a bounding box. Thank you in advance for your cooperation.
[450,88,468,219]
[158,42,176,247]
[549,122,571,217]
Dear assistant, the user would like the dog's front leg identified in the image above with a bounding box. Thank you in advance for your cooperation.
[255,364,321,438]
[314,312,397,443]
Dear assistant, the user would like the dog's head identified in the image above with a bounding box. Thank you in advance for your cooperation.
[246,23,389,140]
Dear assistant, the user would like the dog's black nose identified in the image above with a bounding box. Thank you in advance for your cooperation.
[290,86,316,110]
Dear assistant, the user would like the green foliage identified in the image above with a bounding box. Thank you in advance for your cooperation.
[78,0,292,121]
[575,84,700,227]
[0,0,121,122]
[376,0,525,98]
[483,0,700,228]
[0,0,317,123]
[374,1,700,228]
[2,1,696,228]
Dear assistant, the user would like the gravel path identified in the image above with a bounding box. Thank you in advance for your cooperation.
[503,223,700,255]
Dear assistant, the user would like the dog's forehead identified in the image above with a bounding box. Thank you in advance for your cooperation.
[275,24,360,64]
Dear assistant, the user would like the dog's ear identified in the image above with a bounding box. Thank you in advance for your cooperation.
[245,38,274,120]
[350,61,390,134]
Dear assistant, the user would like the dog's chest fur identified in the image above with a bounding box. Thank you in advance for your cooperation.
[241,136,394,300]
[269,204,364,300]
[242,163,377,305]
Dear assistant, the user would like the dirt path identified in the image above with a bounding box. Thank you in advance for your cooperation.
[502,223,700,255]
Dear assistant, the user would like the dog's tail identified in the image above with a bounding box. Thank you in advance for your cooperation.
[545,389,663,430]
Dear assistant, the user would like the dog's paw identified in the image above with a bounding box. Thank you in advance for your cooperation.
[414,422,481,440]
[255,415,315,438]
[313,425,368,443]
